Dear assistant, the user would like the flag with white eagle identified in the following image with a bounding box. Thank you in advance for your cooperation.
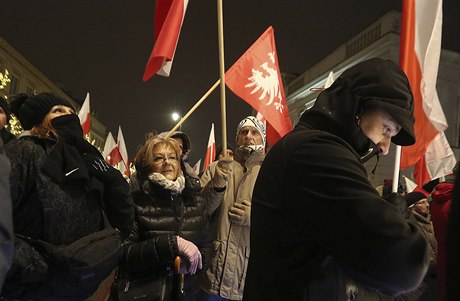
[225,26,292,146]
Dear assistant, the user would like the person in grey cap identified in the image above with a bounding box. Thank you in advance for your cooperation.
[0,96,15,144]
[197,116,266,301]
[244,58,430,301]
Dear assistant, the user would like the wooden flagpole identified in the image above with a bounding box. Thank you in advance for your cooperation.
[165,79,220,138]
[217,0,228,156]
[166,0,228,147]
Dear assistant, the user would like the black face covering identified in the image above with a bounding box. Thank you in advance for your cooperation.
[51,114,84,144]
[51,114,98,156]
[41,114,103,184]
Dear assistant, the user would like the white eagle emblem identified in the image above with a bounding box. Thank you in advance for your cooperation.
[245,52,284,113]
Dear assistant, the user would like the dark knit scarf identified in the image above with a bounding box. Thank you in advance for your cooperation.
[41,114,99,184]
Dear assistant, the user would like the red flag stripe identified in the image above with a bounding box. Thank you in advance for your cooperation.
[143,0,188,81]
[400,0,439,170]
[108,147,123,166]
[81,112,90,134]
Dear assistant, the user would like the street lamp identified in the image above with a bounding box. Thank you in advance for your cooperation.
[171,111,181,122]
[171,111,182,131]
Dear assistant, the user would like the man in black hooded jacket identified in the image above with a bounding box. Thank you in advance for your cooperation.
[244,58,430,301]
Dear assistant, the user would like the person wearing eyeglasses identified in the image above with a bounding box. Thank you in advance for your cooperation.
[115,134,220,301]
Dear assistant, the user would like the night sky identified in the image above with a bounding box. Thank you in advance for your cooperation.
[1,0,459,165]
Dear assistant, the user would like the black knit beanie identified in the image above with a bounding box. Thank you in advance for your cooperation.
[9,93,74,130]
[405,191,428,207]
[0,96,11,122]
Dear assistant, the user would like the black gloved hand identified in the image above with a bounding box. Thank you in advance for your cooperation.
[384,192,411,219]
[84,153,134,237]
[84,154,122,184]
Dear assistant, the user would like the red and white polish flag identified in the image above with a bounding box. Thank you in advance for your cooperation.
[78,92,91,134]
[399,0,456,186]
[103,132,122,166]
[203,123,215,171]
[117,126,130,176]
[143,0,189,81]
[403,176,429,196]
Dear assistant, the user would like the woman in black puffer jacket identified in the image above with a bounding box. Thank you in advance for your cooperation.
[115,135,217,301]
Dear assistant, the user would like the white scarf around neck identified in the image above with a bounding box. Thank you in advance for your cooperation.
[148,172,185,195]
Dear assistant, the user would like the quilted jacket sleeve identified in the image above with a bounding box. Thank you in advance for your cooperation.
[119,222,179,274]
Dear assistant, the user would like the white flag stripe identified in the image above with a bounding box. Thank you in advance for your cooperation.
[415,0,447,132]
[425,132,457,179]
[324,71,335,89]
[403,176,418,193]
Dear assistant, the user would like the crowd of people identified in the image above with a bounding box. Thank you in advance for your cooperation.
[0,58,458,301]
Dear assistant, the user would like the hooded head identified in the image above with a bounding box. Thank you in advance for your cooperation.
[236,116,266,150]
[300,58,415,161]
[9,92,75,130]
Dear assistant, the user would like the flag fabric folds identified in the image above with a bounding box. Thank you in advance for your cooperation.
[203,123,215,171]
[103,132,122,166]
[324,71,335,89]
[403,176,429,196]
[399,0,456,186]
[117,126,130,176]
[225,26,292,146]
[404,175,418,193]
[142,0,189,81]
[78,92,91,134]
[193,159,201,175]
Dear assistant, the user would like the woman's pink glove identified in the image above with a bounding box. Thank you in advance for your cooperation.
[176,236,202,275]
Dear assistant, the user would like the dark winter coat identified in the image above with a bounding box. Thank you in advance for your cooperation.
[119,175,215,296]
[447,174,459,301]
[0,128,15,144]
[244,59,429,301]
[1,135,134,300]
[0,139,13,288]
[430,181,453,301]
